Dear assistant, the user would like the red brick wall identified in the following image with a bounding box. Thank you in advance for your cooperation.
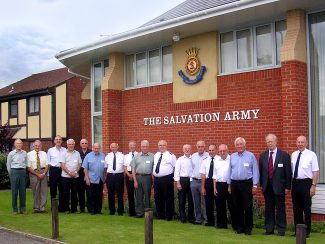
[22,139,53,152]
[67,77,87,150]
[81,99,91,147]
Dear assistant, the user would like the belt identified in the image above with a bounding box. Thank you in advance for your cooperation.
[108,172,123,176]
[136,173,151,176]
[11,168,26,170]
[34,167,46,171]
[216,181,228,184]
[192,178,201,181]
[292,178,312,182]
[231,178,252,183]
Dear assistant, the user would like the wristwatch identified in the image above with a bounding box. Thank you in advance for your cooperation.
[312,183,316,186]
[253,185,257,188]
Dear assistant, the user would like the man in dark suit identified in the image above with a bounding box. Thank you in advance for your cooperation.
[259,134,292,236]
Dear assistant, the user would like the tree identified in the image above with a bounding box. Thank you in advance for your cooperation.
[0,122,14,153]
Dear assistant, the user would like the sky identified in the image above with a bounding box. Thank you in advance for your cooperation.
[0,0,184,88]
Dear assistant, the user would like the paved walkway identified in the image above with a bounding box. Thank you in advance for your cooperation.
[0,227,63,244]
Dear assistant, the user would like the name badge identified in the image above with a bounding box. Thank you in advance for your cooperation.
[278,164,283,167]
[146,161,150,164]
[101,160,105,163]
[244,163,249,167]
[74,159,77,163]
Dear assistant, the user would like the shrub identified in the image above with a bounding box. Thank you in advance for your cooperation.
[0,153,10,189]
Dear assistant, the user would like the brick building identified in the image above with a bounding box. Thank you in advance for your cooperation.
[0,68,86,151]
[56,0,325,221]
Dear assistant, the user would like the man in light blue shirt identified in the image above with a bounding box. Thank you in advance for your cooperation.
[7,139,27,214]
[83,143,106,215]
[228,137,259,235]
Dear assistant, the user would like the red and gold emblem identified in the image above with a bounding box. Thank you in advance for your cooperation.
[185,48,200,76]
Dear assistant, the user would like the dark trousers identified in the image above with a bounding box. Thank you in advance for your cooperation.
[49,166,64,212]
[292,179,312,235]
[264,179,286,234]
[106,173,124,215]
[231,179,253,233]
[205,178,215,226]
[216,182,233,228]
[154,173,174,220]
[62,177,78,212]
[178,177,194,222]
[86,180,103,214]
[125,172,136,216]
[77,169,86,212]
[10,168,26,213]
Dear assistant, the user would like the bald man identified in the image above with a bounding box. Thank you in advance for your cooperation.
[78,139,91,213]
[7,139,27,214]
[105,143,125,216]
[291,136,319,238]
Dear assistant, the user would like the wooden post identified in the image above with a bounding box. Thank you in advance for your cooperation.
[51,198,59,239]
[296,224,306,244]
[145,208,153,244]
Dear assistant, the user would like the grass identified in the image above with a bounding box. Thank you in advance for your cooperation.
[0,189,324,243]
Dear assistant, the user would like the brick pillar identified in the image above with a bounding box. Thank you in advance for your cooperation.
[81,99,92,145]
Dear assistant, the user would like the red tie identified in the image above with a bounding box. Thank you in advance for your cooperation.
[268,152,274,179]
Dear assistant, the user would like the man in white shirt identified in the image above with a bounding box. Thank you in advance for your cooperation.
[213,144,235,229]
[200,144,219,227]
[291,135,319,238]
[61,139,82,214]
[174,144,194,223]
[27,140,48,213]
[191,140,209,225]
[47,135,67,212]
[105,142,125,216]
[124,140,137,216]
[153,140,176,220]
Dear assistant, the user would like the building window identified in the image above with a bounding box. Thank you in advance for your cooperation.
[309,11,325,183]
[28,96,40,114]
[91,60,106,146]
[220,20,286,74]
[9,100,18,117]
[125,45,172,88]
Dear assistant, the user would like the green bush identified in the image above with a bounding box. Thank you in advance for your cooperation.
[0,153,10,189]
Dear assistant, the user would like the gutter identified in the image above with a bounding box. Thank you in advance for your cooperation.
[55,0,278,61]
[68,69,90,80]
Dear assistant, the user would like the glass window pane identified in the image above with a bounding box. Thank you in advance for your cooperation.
[309,12,325,183]
[34,97,39,113]
[256,24,273,66]
[220,32,235,73]
[93,115,102,146]
[149,49,160,83]
[29,97,35,113]
[104,59,109,76]
[276,20,287,65]
[237,29,252,69]
[162,46,172,82]
[136,52,147,85]
[93,63,102,112]
[126,55,135,88]
[10,101,17,116]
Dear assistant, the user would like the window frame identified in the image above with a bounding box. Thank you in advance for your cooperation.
[219,20,286,75]
[9,100,18,118]
[124,45,173,89]
[28,96,40,115]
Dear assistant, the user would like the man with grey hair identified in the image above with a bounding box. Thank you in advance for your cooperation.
[259,134,291,236]
[60,139,82,214]
[27,140,49,213]
[228,137,259,235]
[131,140,154,218]
[105,142,125,216]
[191,140,209,225]
[7,139,27,214]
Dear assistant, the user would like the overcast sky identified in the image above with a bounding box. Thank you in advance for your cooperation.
[0,0,184,88]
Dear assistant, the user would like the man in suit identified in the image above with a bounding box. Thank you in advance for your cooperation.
[259,134,292,236]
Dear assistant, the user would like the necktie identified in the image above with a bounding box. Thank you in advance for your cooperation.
[155,153,163,174]
[36,152,41,172]
[208,157,214,179]
[294,152,302,179]
[268,151,274,179]
[113,153,116,171]
[132,152,134,158]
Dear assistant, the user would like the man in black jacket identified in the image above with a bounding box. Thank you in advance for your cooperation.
[259,134,292,236]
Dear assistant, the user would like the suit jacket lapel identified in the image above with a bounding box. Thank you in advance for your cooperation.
[273,150,281,172]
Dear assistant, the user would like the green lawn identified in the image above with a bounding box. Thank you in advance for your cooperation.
[0,189,323,243]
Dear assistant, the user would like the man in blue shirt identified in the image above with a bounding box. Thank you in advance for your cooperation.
[228,137,259,235]
[82,143,106,215]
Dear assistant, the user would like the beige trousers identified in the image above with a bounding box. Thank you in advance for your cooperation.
[29,173,48,211]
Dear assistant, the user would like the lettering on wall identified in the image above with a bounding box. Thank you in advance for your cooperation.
[143,109,260,126]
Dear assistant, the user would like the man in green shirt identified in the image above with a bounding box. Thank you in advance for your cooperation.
[131,140,154,218]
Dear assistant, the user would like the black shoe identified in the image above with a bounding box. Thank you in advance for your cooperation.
[306,234,310,238]
[193,221,201,225]
[277,233,285,236]
[166,217,173,221]
[245,231,252,235]
[80,209,85,213]
[109,212,115,215]
[135,214,144,218]
[64,211,70,215]
[118,213,123,216]
[204,223,214,227]
[263,231,274,235]
[291,233,296,237]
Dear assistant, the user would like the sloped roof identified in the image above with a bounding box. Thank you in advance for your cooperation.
[141,0,239,27]
[0,68,73,98]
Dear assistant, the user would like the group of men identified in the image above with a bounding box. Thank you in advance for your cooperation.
[6,134,319,238]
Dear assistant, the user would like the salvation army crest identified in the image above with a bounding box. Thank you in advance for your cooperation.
[178,47,206,84]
